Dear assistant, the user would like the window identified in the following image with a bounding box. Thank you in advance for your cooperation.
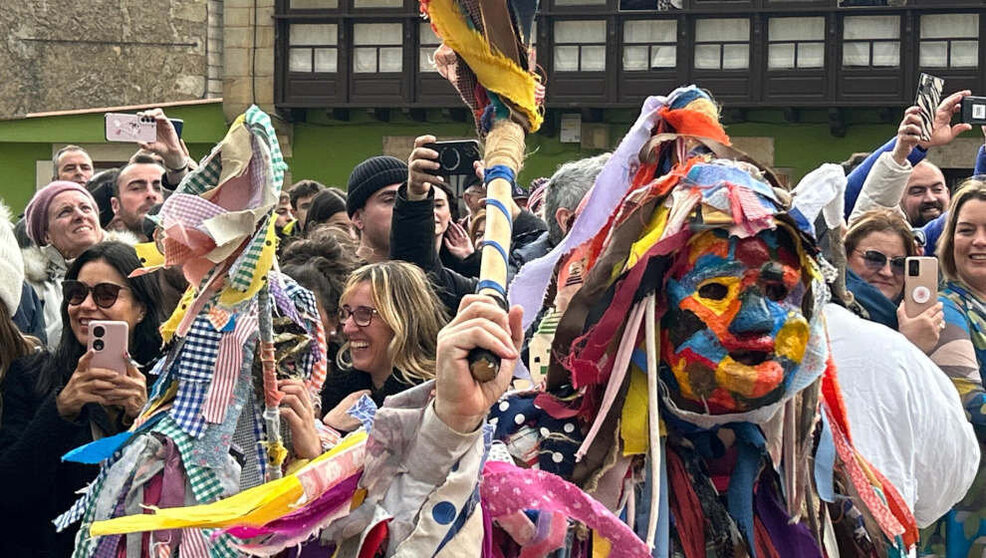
[694,18,749,70]
[920,14,979,69]
[768,17,824,70]
[622,20,676,71]
[419,23,441,72]
[288,24,338,73]
[353,23,403,73]
[353,0,402,8]
[289,0,338,8]
[842,15,899,68]
[553,20,607,72]
[555,0,605,7]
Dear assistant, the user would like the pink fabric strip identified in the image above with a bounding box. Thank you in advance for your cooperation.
[177,528,209,558]
[203,311,258,423]
[574,300,645,461]
[307,316,328,405]
[482,461,651,557]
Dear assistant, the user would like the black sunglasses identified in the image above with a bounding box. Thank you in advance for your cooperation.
[63,280,129,309]
[338,305,378,327]
[856,250,906,276]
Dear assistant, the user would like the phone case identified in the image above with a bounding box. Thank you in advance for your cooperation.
[962,96,986,126]
[88,320,130,374]
[423,140,482,176]
[105,113,157,143]
[914,73,945,142]
[904,257,938,319]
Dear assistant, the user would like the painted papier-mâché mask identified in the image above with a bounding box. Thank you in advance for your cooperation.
[662,227,810,415]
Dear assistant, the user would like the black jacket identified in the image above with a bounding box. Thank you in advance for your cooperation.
[13,282,47,344]
[321,367,415,414]
[390,184,548,314]
[0,352,115,557]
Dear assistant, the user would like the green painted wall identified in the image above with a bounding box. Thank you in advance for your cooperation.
[284,107,900,192]
[0,103,227,214]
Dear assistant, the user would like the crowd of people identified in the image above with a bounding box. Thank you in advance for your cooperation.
[0,87,985,557]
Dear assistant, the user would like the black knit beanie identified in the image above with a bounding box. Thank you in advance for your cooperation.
[346,156,407,217]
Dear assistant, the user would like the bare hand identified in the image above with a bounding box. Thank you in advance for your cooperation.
[897,301,945,355]
[434,295,523,433]
[322,389,371,433]
[444,222,475,259]
[408,135,443,200]
[279,379,322,459]
[100,356,148,420]
[55,350,123,420]
[137,108,185,170]
[919,90,973,150]
[892,106,924,165]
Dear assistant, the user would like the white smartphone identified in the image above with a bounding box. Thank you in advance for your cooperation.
[88,320,130,374]
[104,113,156,143]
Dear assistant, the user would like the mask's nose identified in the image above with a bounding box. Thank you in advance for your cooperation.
[729,290,774,336]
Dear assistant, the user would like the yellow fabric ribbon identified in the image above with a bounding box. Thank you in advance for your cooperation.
[621,365,649,456]
[90,431,367,535]
[218,217,278,306]
[426,0,542,132]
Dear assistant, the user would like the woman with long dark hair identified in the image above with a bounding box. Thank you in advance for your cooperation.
[0,241,164,557]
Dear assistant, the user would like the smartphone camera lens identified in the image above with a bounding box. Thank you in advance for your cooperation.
[93,325,105,337]
[908,260,919,276]
[93,339,104,351]
[439,148,461,172]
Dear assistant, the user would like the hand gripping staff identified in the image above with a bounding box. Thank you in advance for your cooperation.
[420,0,544,381]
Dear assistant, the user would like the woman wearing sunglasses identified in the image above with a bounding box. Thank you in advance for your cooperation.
[0,241,162,556]
[321,260,448,432]
[844,208,945,354]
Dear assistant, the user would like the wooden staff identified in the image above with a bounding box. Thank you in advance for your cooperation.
[468,120,526,381]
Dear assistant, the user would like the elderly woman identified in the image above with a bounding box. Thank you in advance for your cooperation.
[844,208,944,353]
[0,241,163,556]
[924,178,986,557]
[22,181,135,347]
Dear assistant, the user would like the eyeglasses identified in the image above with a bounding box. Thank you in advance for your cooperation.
[855,250,906,276]
[63,280,129,309]
[338,305,378,327]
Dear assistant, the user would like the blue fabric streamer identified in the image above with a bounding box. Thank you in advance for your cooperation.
[62,431,133,464]
[814,412,836,503]
[787,207,815,237]
[347,394,378,432]
[726,423,767,558]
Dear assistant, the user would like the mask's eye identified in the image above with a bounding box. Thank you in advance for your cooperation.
[698,282,729,300]
[763,283,789,302]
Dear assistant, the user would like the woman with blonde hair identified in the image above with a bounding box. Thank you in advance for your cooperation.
[321,260,448,432]
[924,177,986,556]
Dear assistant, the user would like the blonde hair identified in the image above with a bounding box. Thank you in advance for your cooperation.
[337,261,448,383]
[844,208,919,259]
[937,178,986,282]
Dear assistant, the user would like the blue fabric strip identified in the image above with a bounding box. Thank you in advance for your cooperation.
[484,164,516,186]
[483,239,510,264]
[484,198,513,227]
[62,431,133,464]
[476,279,507,299]
[727,423,766,558]
[814,412,836,503]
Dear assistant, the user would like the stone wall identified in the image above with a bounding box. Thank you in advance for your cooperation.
[0,1,214,119]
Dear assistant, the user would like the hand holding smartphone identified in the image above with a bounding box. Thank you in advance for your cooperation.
[87,320,130,374]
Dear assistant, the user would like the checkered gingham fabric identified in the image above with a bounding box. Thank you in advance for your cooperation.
[178,316,223,382]
[227,106,287,293]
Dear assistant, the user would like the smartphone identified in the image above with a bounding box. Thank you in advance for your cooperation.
[88,320,130,374]
[962,96,986,126]
[105,113,156,143]
[170,118,184,139]
[904,257,938,319]
[914,73,945,142]
[423,140,482,177]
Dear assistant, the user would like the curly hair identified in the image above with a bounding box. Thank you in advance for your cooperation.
[280,225,361,320]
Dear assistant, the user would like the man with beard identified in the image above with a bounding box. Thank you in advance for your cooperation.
[111,154,164,241]
[901,161,949,227]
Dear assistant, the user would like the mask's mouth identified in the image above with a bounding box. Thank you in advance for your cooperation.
[728,350,770,366]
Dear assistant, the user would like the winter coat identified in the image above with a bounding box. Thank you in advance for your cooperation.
[13,281,47,344]
[390,184,547,315]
